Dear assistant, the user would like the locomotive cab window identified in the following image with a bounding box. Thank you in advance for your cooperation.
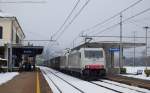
[0,26,3,39]
[84,51,103,58]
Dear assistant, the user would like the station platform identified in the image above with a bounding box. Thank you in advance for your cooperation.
[0,71,52,93]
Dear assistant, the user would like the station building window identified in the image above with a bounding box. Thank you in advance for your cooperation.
[0,26,3,39]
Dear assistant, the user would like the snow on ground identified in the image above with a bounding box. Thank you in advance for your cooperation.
[40,66,150,93]
[40,66,117,93]
[0,72,19,85]
[42,71,61,93]
[44,70,82,93]
[123,66,150,80]
[124,66,150,74]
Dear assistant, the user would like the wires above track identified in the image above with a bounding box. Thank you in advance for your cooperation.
[81,0,144,35]
[91,7,150,35]
[52,0,91,41]
[52,0,81,39]
[0,0,46,4]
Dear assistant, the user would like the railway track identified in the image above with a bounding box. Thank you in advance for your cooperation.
[41,68,123,93]
[89,81,123,93]
[51,72,123,93]
[106,75,150,90]
[96,80,147,93]
[40,67,150,93]
[42,70,62,93]
[42,69,85,93]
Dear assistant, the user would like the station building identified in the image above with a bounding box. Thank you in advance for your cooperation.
[0,12,43,71]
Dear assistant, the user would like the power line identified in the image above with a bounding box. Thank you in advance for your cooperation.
[92,23,120,35]
[127,20,143,28]
[49,0,90,51]
[68,0,144,49]
[69,34,81,48]
[55,0,91,41]
[47,0,81,51]
[81,35,150,38]
[52,0,81,39]
[122,7,150,24]
[81,0,143,35]
[22,40,56,41]
[92,7,150,35]
[0,1,46,4]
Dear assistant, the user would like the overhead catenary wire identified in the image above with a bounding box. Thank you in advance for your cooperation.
[68,0,144,49]
[92,7,150,35]
[55,0,91,41]
[127,20,144,28]
[47,0,82,52]
[52,0,81,39]
[49,0,90,52]
[68,32,82,48]
[81,35,150,38]
[56,0,90,47]
[81,0,143,35]
[44,0,81,58]
[0,1,46,4]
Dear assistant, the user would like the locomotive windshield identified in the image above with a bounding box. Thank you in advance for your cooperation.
[84,51,103,58]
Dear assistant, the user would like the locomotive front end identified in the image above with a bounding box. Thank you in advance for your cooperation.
[81,48,106,77]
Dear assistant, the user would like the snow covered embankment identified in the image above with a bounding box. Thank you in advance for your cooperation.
[123,66,150,80]
[0,72,19,85]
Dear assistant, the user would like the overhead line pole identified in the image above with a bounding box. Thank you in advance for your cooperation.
[119,13,123,71]
[53,0,143,52]
[133,31,136,67]
[144,26,150,69]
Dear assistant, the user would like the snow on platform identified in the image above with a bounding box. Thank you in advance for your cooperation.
[123,66,150,80]
[0,72,19,85]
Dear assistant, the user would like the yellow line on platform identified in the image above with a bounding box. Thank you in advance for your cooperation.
[36,71,41,93]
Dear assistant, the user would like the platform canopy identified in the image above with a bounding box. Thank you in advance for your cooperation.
[12,45,43,56]
[72,41,146,51]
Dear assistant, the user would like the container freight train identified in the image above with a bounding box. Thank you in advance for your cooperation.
[48,48,106,78]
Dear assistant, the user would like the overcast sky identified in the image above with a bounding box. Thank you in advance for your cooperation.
[1,0,150,53]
